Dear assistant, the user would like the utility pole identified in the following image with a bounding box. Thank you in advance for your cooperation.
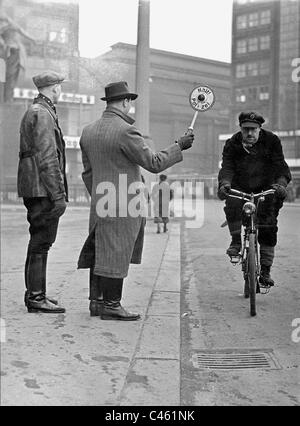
[135,0,150,140]
[135,0,155,195]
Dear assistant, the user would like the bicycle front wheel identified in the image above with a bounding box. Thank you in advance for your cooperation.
[248,233,257,316]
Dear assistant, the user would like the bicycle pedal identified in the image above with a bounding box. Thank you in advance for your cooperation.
[229,255,240,265]
[259,284,271,294]
[260,288,271,294]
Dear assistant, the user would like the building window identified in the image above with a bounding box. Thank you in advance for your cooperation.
[260,60,270,75]
[237,40,247,54]
[248,37,258,52]
[48,28,69,44]
[248,87,258,100]
[247,62,259,76]
[236,64,247,78]
[27,17,49,41]
[248,12,259,27]
[260,35,270,50]
[236,89,246,102]
[237,15,247,30]
[259,86,269,100]
[260,10,271,25]
[28,42,45,57]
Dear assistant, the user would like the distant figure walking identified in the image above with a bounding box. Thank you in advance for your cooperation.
[152,174,174,233]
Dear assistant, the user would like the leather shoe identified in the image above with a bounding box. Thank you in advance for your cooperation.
[226,243,241,257]
[89,300,103,317]
[259,265,275,287]
[27,298,65,313]
[101,302,140,321]
[24,290,58,306]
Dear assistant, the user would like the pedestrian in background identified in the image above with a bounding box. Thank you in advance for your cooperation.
[78,81,194,321]
[152,174,174,233]
[17,71,68,313]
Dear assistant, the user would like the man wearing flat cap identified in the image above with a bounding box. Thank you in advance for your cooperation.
[17,70,68,313]
[78,81,194,320]
[218,111,291,287]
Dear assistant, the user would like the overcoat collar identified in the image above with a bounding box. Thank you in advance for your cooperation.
[33,94,57,121]
[32,94,65,148]
[104,106,135,125]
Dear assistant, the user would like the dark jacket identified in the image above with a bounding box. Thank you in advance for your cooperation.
[17,96,68,201]
[218,129,291,192]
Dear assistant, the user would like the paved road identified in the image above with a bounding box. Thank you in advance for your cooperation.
[180,200,300,406]
[1,200,299,406]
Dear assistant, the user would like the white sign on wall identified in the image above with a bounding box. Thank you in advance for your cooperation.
[13,88,95,104]
[65,136,80,149]
[0,58,6,83]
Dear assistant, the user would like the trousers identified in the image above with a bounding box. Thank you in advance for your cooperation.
[23,197,60,254]
[224,195,283,247]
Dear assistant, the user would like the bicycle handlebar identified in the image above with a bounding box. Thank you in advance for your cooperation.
[227,188,276,201]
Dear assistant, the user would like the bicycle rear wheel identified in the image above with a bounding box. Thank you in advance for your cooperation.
[248,233,257,316]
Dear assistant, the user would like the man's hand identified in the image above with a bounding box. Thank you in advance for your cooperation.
[176,133,194,151]
[218,183,231,200]
[271,184,287,199]
[51,197,67,218]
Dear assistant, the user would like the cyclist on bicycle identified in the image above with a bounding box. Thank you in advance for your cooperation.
[218,111,292,287]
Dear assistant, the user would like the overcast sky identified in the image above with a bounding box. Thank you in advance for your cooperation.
[79,0,234,63]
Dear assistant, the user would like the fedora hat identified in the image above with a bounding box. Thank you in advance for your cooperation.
[101,81,138,101]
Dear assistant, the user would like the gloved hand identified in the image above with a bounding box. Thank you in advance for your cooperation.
[176,133,194,151]
[218,183,231,200]
[51,197,67,218]
[271,184,287,199]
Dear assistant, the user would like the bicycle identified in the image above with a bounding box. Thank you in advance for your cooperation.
[224,188,276,317]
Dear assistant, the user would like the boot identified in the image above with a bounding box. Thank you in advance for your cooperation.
[101,278,140,321]
[163,223,168,233]
[26,254,65,313]
[226,221,241,256]
[259,245,275,287]
[24,253,58,306]
[259,265,274,287]
[89,269,103,317]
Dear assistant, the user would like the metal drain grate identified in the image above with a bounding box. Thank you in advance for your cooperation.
[192,349,281,370]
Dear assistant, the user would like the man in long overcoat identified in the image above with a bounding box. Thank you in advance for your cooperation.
[218,111,291,287]
[18,71,68,313]
[78,81,194,320]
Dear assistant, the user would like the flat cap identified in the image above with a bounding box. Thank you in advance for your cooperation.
[239,111,265,127]
[32,71,66,89]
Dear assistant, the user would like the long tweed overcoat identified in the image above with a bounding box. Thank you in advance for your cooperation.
[78,106,183,278]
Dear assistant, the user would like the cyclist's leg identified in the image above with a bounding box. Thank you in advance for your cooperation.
[224,197,244,256]
[257,197,283,285]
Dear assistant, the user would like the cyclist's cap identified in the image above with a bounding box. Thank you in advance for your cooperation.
[239,112,265,127]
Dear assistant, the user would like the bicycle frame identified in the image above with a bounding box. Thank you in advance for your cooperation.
[227,188,275,316]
